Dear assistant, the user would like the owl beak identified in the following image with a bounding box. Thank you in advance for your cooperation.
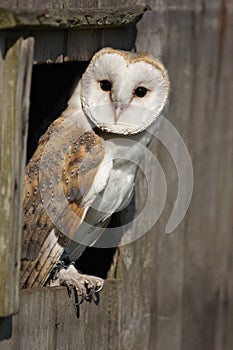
[113,103,128,123]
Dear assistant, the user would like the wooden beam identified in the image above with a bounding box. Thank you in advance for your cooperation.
[0,283,119,350]
[0,5,148,30]
[0,37,34,317]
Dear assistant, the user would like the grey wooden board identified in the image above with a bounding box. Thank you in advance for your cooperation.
[0,0,232,349]
[66,26,136,61]
[14,0,139,9]
[0,26,136,62]
[0,37,34,317]
[0,0,225,9]
[0,4,147,30]
[0,283,119,350]
[134,1,233,350]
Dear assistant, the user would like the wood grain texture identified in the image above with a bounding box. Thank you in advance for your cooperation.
[66,26,137,61]
[0,38,34,317]
[0,283,119,350]
[1,0,139,9]
[135,1,233,349]
[0,0,232,348]
[0,5,147,30]
[0,0,140,61]
[1,26,137,62]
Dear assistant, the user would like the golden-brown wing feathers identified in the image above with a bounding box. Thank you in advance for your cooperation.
[20,114,105,288]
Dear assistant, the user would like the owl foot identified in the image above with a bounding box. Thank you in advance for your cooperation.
[50,263,104,305]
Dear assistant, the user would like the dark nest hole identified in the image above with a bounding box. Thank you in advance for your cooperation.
[27,61,88,160]
[28,62,135,279]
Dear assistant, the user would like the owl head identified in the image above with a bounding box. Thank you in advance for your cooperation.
[80,48,170,135]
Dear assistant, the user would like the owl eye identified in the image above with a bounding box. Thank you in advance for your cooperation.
[135,86,148,98]
[100,80,112,91]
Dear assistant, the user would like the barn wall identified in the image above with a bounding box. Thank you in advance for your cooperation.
[0,38,34,317]
[0,1,233,349]
[133,1,233,349]
[0,0,145,61]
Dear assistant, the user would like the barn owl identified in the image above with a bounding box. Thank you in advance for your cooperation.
[20,48,169,301]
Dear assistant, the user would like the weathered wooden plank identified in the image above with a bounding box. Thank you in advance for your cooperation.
[0,0,229,14]
[0,1,232,350]
[178,16,216,348]
[206,6,233,350]
[165,0,221,8]
[0,0,17,7]
[63,0,139,8]
[135,5,193,350]
[1,25,136,63]
[0,5,148,30]
[32,30,66,63]
[1,0,139,10]
[66,26,136,61]
[0,282,119,350]
[136,1,233,350]
[0,38,34,317]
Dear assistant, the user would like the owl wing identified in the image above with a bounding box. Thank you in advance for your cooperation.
[20,113,110,288]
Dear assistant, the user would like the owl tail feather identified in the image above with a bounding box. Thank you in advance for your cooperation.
[20,229,64,288]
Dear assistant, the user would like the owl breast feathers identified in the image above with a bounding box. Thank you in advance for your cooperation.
[20,48,169,290]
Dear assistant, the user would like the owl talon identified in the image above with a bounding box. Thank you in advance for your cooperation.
[50,264,104,301]
[95,284,104,293]
[61,280,73,297]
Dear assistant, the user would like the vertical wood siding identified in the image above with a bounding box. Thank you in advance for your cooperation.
[0,1,232,349]
[0,38,34,317]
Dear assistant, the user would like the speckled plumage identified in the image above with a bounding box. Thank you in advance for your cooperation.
[20,47,169,294]
[21,114,105,288]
